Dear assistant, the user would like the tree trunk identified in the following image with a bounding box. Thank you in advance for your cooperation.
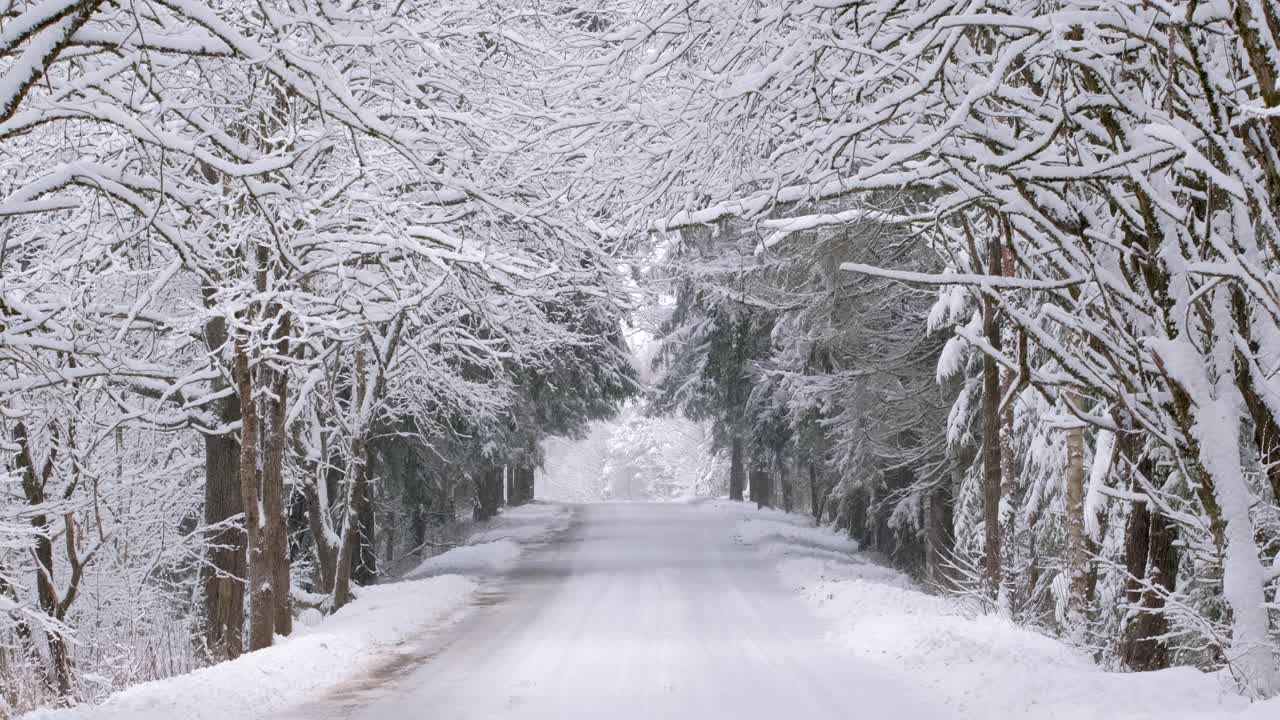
[512,465,535,506]
[1119,509,1178,670]
[198,307,246,661]
[779,462,793,513]
[353,459,378,586]
[333,433,370,610]
[201,397,245,660]
[997,245,1021,609]
[925,482,954,587]
[749,468,771,509]
[728,435,745,501]
[808,463,824,520]
[980,240,1004,597]
[235,340,275,651]
[1063,416,1089,637]
[1121,498,1151,610]
[261,326,292,637]
[473,466,503,522]
[302,476,338,594]
[16,423,73,697]
[410,492,428,549]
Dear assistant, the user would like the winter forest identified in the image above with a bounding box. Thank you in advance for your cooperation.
[2,0,1280,717]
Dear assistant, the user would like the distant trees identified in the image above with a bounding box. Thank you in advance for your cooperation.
[649,226,777,503]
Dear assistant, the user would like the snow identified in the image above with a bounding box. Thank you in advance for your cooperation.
[21,503,571,720]
[407,504,572,578]
[726,502,1257,720]
[293,501,949,720]
[25,500,1271,719]
[409,540,522,577]
[1084,428,1114,541]
[469,503,572,544]
[19,575,477,720]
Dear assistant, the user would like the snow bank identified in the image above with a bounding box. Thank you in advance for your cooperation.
[722,502,1257,720]
[409,540,522,577]
[24,503,573,720]
[407,503,572,579]
[470,502,572,544]
[21,575,476,720]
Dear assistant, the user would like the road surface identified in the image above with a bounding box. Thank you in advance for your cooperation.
[285,502,941,719]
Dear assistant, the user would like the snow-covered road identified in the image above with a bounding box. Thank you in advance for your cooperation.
[285,502,941,720]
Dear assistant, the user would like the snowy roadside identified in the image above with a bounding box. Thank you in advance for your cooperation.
[408,502,573,579]
[718,501,1277,720]
[22,503,571,720]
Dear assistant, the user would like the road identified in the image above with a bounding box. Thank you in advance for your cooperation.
[286,502,941,719]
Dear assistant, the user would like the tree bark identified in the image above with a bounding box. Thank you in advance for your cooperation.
[728,435,745,501]
[1121,498,1151,609]
[302,476,338,593]
[261,314,292,636]
[333,432,370,610]
[512,465,535,506]
[1119,509,1178,671]
[749,468,771,509]
[235,339,275,651]
[1063,415,1089,636]
[925,482,954,587]
[808,463,824,520]
[473,465,503,522]
[997,245,1020,607]
[779,463,793,512]
[980,238,1004,597]
[15,423,73,697]
[201,396,245,660]
[353,460,378,587]
[198,306,246,661]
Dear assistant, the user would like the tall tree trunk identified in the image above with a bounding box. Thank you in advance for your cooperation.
[925,482,954,587]
[15,423,72,697]
[261,316,292,636]
[332,430,369,611]
[1119,509,1178,671]
[1121,498,1151,611]
[981,238,1004,598]
[198,307,245,660]
[749,468,772,509]
[473,465,503,522]
[997,245,1020,609]
[808,463,824,520]
[512,465,535,506]
[353,456,378,586]
[201,398,245,660]
[302,476,338,593]
[1063,415,1089,638]
[235,339,274,651]
[779,462,792,513]
[728,435,745,501]
[409,489,428,549]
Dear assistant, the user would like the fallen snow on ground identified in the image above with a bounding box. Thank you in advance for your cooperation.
[407,503,572,579]
[723,501,1268,720]
[22,575,476,720]
[409,540,522,577]
[23,503,572,720]
[469,502,572,544]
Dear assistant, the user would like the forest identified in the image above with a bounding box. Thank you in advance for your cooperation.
[2,0,1280,715]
